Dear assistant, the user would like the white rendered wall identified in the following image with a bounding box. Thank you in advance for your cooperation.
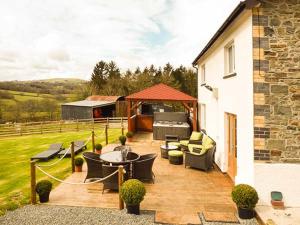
[254,163,300,207]
[197,11,254,185]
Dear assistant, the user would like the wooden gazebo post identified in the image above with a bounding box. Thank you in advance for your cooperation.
[192,100,198,131]
[127,99,131,132]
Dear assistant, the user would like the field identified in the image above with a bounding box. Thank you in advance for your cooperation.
[0,128,123,216]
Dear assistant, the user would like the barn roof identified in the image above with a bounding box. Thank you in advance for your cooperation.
[62,100,115,108]
[86,95,124,101]
[126,83,197,102]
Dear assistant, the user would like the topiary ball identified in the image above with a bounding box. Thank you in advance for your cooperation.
[232,184,258,209]
[126,131,133,138]
[120,179,146,206]
[74,157,84,166]
[119,135,127,145]
[36,180,52,195]
[95,143,102,150]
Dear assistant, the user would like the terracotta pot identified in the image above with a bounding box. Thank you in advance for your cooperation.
[75,165,82,172]
[127,137,133,142]
[95,149,102,154]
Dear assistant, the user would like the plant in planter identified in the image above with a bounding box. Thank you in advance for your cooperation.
[36,180,52,203]
[120,179,146,215]
[232,184,259,219]
[74,157,84,172]
[95,143,102,154]
[119,135,127,146]
[126,131,134,142]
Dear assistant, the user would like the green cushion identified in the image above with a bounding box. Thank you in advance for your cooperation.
[168,150,183,157]
[190,131,203,141]
[179,140,189,146]
[168,142,181,147]
[188,144,203,153]
[202,135,214,149]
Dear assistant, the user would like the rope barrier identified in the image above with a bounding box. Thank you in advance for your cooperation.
[37,145,71,167]
[35,165,124,185]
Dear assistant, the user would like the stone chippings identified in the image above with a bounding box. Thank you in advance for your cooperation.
[253,0,300,162]
[0,205,259,225]
[0,205,162,225]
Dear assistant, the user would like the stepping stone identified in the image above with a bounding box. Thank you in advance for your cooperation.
[202,211,239,223]
[155,211,201,225]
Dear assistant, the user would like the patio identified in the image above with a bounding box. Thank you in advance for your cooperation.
[48,132,237,224]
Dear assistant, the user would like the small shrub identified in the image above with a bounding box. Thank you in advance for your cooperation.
[74,157,84,166]
[119,135,127,145]
[120,179,146,206]
[36,180,52,195]
[126,131,133,138]
[95,143,102,150]
[232,184,258,209]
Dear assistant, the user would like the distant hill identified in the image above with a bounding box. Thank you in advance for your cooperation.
[0,78,87,95]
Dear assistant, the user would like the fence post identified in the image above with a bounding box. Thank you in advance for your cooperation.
[76,119,79,132]
[121,125,124,136]
[105,125,108,145]
[118,165,124,210]
[40,121,43,134]
[59,121,62,133]
[30,160,37,204]
[71,142,75,173]
[92,131,95,153]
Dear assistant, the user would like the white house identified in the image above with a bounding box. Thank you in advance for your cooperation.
[193,0,300,207]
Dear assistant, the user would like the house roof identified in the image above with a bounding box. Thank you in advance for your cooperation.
[86,95,124,101]
[62,100,115,108]
[192,1,247,65]
[126,83,197,102]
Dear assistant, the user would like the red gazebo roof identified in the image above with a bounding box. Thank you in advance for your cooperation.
[126,83,196,102]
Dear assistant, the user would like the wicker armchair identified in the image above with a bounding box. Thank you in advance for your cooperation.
[184,137,216,171]
[83,152,103,182]
[133,154,157,183]
[102,164,129,193]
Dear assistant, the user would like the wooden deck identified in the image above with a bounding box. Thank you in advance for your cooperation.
[48,132,237,224]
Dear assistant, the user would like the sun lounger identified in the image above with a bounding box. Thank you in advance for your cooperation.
[58,141,87,157]
[31,143,64,161]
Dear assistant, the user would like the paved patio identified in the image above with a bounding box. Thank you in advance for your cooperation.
[48,132,238,224]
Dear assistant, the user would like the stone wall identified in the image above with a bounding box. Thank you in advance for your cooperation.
[252,0,300,162]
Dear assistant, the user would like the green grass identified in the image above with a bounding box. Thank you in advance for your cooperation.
[0,128,123,215]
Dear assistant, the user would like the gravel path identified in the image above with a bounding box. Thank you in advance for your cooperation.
[0,205,258,225]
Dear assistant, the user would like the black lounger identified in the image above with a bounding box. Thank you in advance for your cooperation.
[31,143,64,161]
[58,140,87,157]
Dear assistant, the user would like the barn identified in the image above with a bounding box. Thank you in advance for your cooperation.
[61,96,126,120]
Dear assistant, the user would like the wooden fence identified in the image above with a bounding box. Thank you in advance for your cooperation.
[0,117,128,137]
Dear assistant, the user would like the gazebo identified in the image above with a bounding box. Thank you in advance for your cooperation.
[126,83,198,132]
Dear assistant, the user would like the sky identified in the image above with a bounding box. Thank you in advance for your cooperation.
[0,0,241,81]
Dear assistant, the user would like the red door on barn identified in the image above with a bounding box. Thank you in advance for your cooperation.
[93,108,102,118]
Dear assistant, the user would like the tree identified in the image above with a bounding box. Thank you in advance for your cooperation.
[90,61,108,94]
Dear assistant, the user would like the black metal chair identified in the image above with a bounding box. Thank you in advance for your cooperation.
[102,164,129,193]
[133,153,157,183]
[83,152,103,182]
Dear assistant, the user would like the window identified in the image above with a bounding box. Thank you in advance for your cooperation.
[225,42,235,76]
[200,104,206,129]
[200,64,206,85]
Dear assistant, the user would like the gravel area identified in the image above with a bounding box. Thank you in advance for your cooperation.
[0,205,258,225]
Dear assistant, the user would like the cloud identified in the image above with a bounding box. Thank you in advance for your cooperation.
[0,0,241,81]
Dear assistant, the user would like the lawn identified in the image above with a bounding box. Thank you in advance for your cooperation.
[0,128,123,215]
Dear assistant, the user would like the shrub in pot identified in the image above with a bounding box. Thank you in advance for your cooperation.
[120,179,146,215]
[232,184,258,219]
[126,132,134,142]
[119,135,127,146]
[36,180,52,203]
[95,143,102,154]
[74,157,84,172]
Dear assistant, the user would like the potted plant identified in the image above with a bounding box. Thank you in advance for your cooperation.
[120,179,146,215]
[126,131,134,142]
[36,180,52,203]
[232,184,259,219]
[95,143,102,154]
[119,135,127,146]
[74,157,84,172]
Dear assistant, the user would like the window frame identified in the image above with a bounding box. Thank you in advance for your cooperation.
[224,41,236,78]
[200,64,206,85]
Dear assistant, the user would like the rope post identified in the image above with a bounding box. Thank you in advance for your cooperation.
[71,142,75,173]
[105,125,108,145]
[118,165,124,210]
[30,160,37,204]
[121,125,124,136]
[92,131,95,153]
